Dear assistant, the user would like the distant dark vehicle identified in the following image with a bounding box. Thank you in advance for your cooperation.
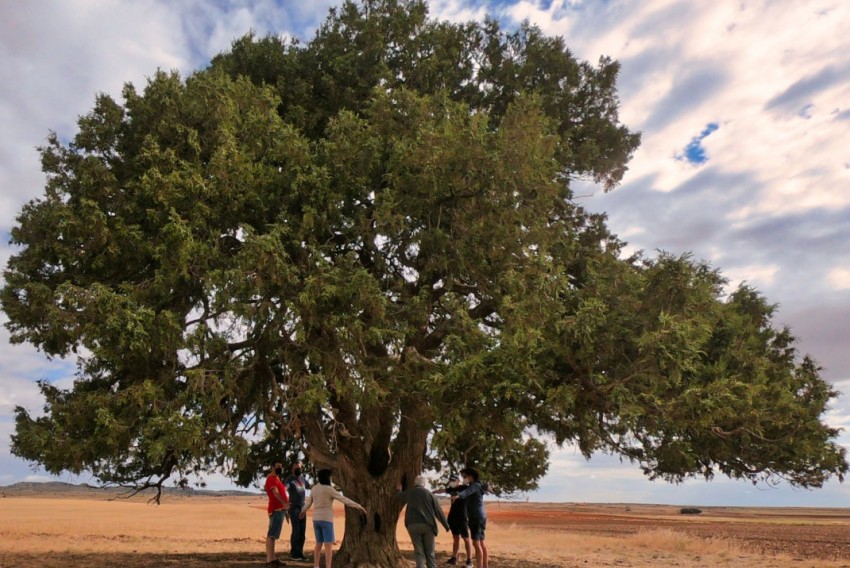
[680,507,703,515]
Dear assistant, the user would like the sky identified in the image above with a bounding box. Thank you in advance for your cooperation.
[1,0,849,507]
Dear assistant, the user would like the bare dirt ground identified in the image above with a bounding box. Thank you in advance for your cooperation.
[486,502,850,561]
[1,495,848,567]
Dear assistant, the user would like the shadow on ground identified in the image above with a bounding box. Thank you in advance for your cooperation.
[0,551,563,568]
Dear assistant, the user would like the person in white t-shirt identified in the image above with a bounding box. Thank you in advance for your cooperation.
[300,468,366,568]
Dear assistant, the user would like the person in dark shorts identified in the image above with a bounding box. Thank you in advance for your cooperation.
[284,461,311,561]
[435,474,472,566]
[452,468,487,568]
[264,461,289,566]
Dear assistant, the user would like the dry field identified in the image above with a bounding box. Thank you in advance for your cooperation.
[1,494,848,567]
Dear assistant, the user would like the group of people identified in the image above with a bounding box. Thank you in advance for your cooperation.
[264,461,366,568]
[401,468,489,568]
[262,462,488,568]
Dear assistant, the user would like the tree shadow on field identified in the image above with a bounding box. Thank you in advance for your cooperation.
[0,551,563,568]
[1,551,258,568]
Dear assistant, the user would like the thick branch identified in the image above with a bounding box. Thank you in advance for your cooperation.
[389,397,429,477]
[303,412,338,469]
[417,298,498,353]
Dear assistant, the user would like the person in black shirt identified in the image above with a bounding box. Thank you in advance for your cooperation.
[452,468,488,568]
[435,474,473,566]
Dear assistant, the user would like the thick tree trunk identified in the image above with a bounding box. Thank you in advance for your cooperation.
[326,403,428,568]
[333,475,406,567]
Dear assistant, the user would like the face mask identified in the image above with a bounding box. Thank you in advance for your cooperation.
[275,467,283,475]
[294,468,302,476]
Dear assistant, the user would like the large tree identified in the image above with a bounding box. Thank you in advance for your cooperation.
[3,1,846,565]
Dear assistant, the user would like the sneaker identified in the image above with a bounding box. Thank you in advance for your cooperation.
[464,562,473,568]
[446,558,457,566]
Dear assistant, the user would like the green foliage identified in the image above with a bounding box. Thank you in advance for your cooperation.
[3,0,845,508]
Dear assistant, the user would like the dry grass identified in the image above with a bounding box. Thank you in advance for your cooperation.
[467,525,846,568]
[0,496,847,567]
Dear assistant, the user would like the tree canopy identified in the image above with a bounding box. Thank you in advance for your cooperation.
[3,0,846,564]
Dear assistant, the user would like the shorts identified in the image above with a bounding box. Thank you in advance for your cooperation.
[267,510,285,539]
[449,518,469,539]
[468,517,486,541]
[313,520,335,544]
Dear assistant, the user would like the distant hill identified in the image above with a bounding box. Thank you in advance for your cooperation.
[0,481,260,498]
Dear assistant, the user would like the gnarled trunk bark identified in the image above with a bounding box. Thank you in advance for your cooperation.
[333,477,406,567]
[323,403,429,567]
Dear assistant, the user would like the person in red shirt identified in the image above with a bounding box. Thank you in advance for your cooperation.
[264,461,289,566]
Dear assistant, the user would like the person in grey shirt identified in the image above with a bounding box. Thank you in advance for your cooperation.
[397,475,450,568]
[284,461,311,561]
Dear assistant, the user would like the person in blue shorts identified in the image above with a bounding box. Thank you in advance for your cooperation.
[452,468,487,568]
[300,468,366,568]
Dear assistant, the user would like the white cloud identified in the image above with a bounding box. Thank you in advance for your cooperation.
[721,262,780,290]
[0,0,332,234]
[0,320,76,415]
[501,0,850,217]
[430,0,490,22]
[619,225,645,238]
[827,267,850,290]
[1,1,187,232]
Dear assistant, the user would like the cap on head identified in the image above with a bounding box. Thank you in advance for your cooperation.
[449,474,460,482]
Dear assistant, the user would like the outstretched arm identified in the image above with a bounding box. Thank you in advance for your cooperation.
[331,487,366,513]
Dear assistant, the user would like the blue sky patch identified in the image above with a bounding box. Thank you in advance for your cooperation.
[677,122,719,165]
